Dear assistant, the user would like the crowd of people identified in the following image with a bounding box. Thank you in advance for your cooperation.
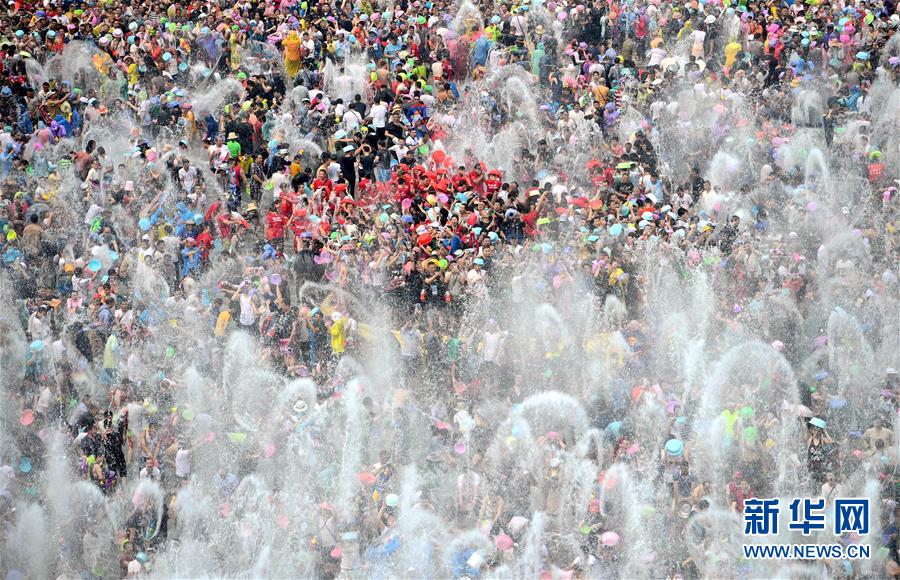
[0,0,898,577]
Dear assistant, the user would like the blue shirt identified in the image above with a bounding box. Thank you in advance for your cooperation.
[98,305,113,329]
[449,234,462,254]
[205,115,219,141]
[473,37,491,66]
[181,246,201,277]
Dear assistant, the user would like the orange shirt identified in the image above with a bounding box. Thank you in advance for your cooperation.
[283,36,302,61]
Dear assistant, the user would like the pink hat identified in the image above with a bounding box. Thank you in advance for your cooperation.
[19,409,35,426]
[494,533,513,551]
[600,531,620,546]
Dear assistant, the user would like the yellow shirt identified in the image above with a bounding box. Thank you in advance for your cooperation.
[330,319,347,354]
[724,41,742,70]
[127,63,138,86]
[92,52,112,76]
[593,84,610,107]
[184,110,196,137]
[215,311,231,337]
[608,267,624,287]
[290,160,303,177]
[59,100,72,122]
[722,409,738,439]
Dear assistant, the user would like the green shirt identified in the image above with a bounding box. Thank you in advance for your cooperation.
[447,337,460,362]
[103,334,119,369]
[226,140,241,159]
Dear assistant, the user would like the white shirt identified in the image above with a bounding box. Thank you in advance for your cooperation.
[673,191,693,210]
[327,161,341,181]
[209,144,229,169]
[371,103,388,128]
[431,62,444,80]
[86,166,102,185]
[343,108,362,132]
[140,466,161,481]
[482,331,504,363]
[175,449,191,478]
[84,204,104,226]
[692,30,706,49]
[27,313,47,340]
[178,166,198,192]
[36,387,53,414]
[139,244,156,264]
[239,293,256,326]
[648,47,667,67]
[467,268,485,285]
[389,143,409,159]
[510,14,527,36]
[119,309,134,332]
[400,329,420,358]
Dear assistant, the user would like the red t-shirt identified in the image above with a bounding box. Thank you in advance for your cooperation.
[452,173,471,191]
[469,171,486,196]
[289,217,308,237]
[266,211,287,240]
[312,177,333,195]
[868,162,885,183]
[728,483,756,513]
[485,176,502,193]
[204,200,221,224]
[523,210,539,237]
[216,212,233,239]
[196,231,213,260]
